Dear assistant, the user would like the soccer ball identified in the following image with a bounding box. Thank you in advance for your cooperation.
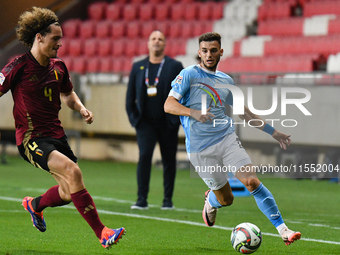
[230,222,262,254]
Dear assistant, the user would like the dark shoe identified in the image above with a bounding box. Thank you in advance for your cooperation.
[130,199,148,210]
[161,199,174,210]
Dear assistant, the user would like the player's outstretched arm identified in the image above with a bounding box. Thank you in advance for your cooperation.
[239,106,291,150]
[60,90,94,124]
[164,96,215,123]
[164,96,190,116]
[272,130,291,150]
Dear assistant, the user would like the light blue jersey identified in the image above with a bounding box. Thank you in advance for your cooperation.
[169,64,236,153]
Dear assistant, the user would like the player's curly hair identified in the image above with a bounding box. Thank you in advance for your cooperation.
[16,6,59,48]
[198,32,221,47]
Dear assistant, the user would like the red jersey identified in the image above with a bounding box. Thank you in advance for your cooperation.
[0,52,73,146]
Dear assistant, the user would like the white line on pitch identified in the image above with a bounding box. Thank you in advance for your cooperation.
[1,196,340,245]
[8,190,340,228]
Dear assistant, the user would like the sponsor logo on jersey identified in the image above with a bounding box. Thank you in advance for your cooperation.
[0,73,5,85]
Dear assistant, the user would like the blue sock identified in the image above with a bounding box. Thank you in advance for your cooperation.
[208,191,223,208]
[251,183,284,227]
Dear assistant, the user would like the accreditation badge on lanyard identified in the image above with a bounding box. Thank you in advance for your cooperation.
[145,58,165,97]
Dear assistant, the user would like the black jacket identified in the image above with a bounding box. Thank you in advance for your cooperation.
[126,56,183,129]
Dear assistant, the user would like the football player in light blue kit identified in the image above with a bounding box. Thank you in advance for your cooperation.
[164,32,301,245]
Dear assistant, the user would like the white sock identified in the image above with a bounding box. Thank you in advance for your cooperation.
[276,223,287,234]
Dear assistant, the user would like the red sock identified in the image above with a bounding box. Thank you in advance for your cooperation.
[71,188,105,239]
[34,185,70,212]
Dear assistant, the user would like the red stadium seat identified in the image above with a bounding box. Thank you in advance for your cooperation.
[62,19,81,38]
[165,38,186,56]
[111,20,126,39]
[173,38,187,56]
[68,39,83,56]
[164,39,174,57]
[88,1,108,21]
[98,39,112,57]
[233,41,241,56]
[267,2,292,20]
[328,18,340,34]
[86,56,100,73]
[61,56,73,71]
[155,21,170,36]
[154,3,170,21]
[181,21,194,38]
[197,2,214,21]
[264,38,280,55]
[79,20,96,39]
[216,2,226,20]
[257,4,267,21]
[136,39,148,56]
[192,21,213,37]
[183,3,199,20]
[170,3,185,21]
[122,57,133,73]
[168,20,182,38]
[126,21,141,39]
[112,57,123,72]
[219,55,316,73]
[125,39,139,57]
[122,4,139,21]
[105,3,122,21]
[139,3,154,20]
[83,38,98,57]
[304,1,340,17]
[111,38,126,57]
[95,20,111,38]
[99,57,113,73]
[258,18,304,36]
[112,56,132,73]
[58,37,69,57]
[141,20,157,38]
[72,56,87,74]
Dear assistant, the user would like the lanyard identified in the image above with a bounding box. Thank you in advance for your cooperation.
[145,58,165,87]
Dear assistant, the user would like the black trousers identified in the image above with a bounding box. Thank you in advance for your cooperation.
[135,118,179,202]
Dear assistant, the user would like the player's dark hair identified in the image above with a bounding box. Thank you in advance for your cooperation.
[198,32,221,47]
[16,6,60,48]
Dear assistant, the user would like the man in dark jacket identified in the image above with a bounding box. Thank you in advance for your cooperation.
[126,31,183,210]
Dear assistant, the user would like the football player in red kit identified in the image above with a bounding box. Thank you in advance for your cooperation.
[0,7,125,249]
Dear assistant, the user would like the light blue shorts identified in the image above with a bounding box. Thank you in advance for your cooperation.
[189,132,252,190]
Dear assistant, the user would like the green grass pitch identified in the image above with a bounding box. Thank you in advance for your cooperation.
[1,156,340,254]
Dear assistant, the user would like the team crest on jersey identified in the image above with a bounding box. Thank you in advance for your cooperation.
[35,149,44,157]
[205,178,215,187]
[175,75,183,84]
[0,72,5,85]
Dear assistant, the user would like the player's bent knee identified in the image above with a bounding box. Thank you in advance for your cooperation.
[244,178,260,192]
[64,162,83,184]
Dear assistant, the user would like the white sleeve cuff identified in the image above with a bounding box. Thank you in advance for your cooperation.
[168,90,182,101]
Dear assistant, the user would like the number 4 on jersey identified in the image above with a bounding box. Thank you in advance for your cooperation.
[44,87,52,101]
